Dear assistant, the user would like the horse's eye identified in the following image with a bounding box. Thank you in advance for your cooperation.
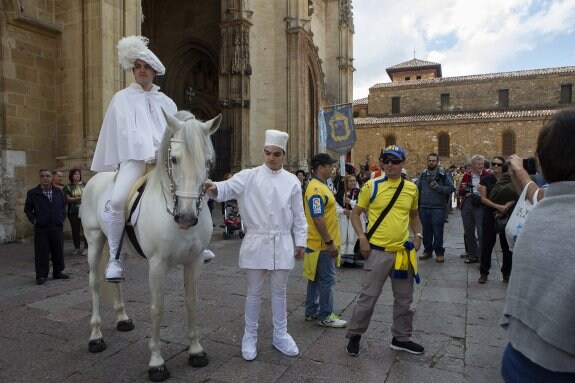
[170,156,177,164]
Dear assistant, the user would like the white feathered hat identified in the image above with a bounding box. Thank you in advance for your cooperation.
[117,35,165,75]
[264,130,289,151]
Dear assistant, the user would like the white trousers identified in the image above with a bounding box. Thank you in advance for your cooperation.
[244,269,291,338]
[108,160,146,259]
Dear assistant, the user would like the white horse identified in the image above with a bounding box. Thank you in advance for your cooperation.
[82,110,222,382]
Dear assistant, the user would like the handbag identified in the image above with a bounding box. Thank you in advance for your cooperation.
[504,181,539,250]
[495,214,509,234]
[354,179,405,254]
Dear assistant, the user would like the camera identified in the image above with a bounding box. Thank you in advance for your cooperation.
[523,157,537,174]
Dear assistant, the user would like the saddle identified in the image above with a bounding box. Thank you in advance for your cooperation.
[121,165,155,259]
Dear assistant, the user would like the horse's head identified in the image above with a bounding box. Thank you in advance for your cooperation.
[160,109,222,229]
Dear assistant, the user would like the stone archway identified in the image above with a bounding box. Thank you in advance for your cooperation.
[141,0,229,179]
[160,41,229,180]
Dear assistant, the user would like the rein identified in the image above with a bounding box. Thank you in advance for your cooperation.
[164,137,211,218]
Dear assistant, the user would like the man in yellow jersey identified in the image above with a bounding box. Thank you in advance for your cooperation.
[303,153,348,328]
[345,145,424,356]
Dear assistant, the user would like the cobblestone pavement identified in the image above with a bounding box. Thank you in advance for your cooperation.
[0,209,509,382]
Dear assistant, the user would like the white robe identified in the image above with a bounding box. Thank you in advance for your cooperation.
[91,83,177,172]
[211,165,308,270]
[338,200,367,255]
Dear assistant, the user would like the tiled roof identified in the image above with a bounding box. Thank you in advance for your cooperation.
[386,58,441,71]
[353,97,368,106]
[354,108,559,125]
[372,66,575,90]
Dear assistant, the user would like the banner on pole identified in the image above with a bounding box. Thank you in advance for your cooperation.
[319,103,356,154]
[318,108,327,153]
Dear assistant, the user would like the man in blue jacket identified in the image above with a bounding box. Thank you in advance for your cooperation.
[24,169,69,285]
[417,153,454,263]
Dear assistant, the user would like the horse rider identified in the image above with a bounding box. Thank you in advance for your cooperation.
[205,130,308,361]
[91,36,177,282]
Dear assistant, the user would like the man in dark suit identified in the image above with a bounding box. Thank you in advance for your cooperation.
[24,169,69,285]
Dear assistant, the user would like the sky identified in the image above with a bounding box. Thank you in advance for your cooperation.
[352,0,575,99]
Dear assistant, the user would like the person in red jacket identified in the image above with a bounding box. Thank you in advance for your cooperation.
[458,155,491,263]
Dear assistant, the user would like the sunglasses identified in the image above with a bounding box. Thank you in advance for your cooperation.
[381,158,403,165]
[491,162,504,167]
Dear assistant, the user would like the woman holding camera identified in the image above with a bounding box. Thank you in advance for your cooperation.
[458,155,491,264]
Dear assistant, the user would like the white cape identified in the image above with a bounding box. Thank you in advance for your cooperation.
[91,83,177,172]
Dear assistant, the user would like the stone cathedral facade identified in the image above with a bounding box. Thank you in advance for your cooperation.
[0,0,354,242]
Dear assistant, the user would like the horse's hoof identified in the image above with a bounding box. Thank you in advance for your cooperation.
[188,351,209,368]
[88,338,107,353]
[148,365,170,382]
[117,319,135,332]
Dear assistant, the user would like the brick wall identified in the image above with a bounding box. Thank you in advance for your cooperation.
[369,71,575,116]
[352,116,546,179]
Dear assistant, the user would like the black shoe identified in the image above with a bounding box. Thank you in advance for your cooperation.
[36,277,46,285]
[460,253,469,259]
[390,337,424,355]
[346,335,361,356]
[53,273,70,280]
[502,274,510,283]
[478,275,487,284]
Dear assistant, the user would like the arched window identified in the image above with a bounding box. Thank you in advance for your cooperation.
[437,132,450,158]
[502,131,516,156]
[385,134,396,147]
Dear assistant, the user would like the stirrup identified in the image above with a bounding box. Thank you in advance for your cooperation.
[105,259,125,283]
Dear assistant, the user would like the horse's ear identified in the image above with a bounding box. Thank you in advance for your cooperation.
[162,108,183,133]
[204,114,222,136]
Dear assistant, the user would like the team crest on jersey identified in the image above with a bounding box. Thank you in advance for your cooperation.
[312,197,322,215]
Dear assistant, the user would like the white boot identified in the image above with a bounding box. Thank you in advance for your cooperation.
[105,210,126,282]
[241,333,257,361]
[203,249,215,263]
[272,333,299,357]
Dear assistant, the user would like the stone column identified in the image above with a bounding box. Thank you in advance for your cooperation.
[219,1,252,171]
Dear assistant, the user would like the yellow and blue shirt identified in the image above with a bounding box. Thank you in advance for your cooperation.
[358,176,418,249]
[303,176,340,280]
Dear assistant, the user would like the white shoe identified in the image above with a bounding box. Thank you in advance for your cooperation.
[73,248,81,255]
[242,334,257,361]
[203,249,215,263]
[318,313,348,328]
[105,259,125,282]
[272,333,299,357]
[81,248,88,256]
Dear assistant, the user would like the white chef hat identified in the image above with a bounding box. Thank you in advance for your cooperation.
[264,130,289,152]
[117,35,166,75]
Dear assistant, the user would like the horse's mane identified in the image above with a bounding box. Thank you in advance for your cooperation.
[152,110,216,195]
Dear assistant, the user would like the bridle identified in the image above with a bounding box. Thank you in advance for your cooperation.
[164,137,211,220]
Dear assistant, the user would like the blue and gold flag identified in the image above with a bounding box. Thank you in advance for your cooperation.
[319,103,356,154]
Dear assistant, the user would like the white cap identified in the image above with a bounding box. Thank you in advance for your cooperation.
[264,130,289,151]
[117,35,166,75]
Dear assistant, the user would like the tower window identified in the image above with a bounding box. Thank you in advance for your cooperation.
[391,97,400,114]
[502,131,516,156]
[561,84,572,104]
[499,89,509,108]
[437,132,450,158]
[441,93,450,112]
